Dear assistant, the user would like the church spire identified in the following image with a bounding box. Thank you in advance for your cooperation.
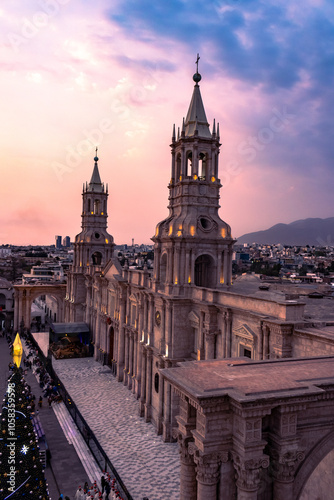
[184,54,211,139]
[89,147,103,192]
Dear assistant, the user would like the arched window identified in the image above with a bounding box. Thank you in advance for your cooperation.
[186,151,192,177]
[92,252,102,266]
[194,254,216,288]
[94,199,100,215]
[176,154,181,180]
[154,373,159,393]
[199,152,207,179]
[87,198,91,213]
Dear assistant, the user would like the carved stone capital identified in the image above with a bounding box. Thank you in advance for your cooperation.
[193,453,222,485]
[232,452,269,491]
[270,450,305,482]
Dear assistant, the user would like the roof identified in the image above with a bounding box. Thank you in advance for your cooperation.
[161,356,334,404]
[50,322,90,334]
[88,159,103,192]
[184,83,212,139]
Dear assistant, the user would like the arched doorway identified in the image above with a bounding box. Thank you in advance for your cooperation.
[194,254,216,288]
[108,326,114,366]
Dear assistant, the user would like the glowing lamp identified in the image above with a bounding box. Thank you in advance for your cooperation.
[13,333,23,368]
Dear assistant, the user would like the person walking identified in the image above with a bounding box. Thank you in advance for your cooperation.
[38,396,43,408]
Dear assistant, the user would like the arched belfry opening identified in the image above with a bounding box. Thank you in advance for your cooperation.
[194,254,216,288]
[92,251,102,266]
[186,151,192,177]
[199,152,207,179]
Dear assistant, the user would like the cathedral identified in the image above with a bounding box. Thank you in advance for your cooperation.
[63,65,333,450]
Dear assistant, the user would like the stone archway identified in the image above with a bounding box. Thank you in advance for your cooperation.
[294,429,334,499]
[13,284,66,331]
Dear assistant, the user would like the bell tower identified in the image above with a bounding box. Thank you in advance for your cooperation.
[152,57,235,291]
[65,151,115,322]
[73,150,114,272]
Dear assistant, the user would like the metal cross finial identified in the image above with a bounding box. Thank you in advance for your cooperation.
[196,53,200,73]
[95,146,98,155]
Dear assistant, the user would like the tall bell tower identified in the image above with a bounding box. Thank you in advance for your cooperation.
[65,151,114,322]
[72,150,114,272]
[152,58,235,291]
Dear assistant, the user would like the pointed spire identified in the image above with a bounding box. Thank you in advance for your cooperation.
[177,127,180,140]
[172,124,176,142]
[181,117,185,137]
[217,122,220,141]
[183,54,211,139]
[212,118,216,137]
[88,147,103,192]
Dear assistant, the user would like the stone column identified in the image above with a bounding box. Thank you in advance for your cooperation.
[157,359,164,435]
[139,345,146,417]
[173,245,180,285]
[162,378,172,442]
[217,251,222,286]
[219,457,237,499]
[128,331,134,389]
[160,302,166,355]
[144,348,153,422]
[185,250,190,284]
[195,454,220,500]
[205,332,216,360]
[263,326,269,360]
[168,248,173,284]
[123,330,129,386]
[135,311,143,397]
[116,291,126,381]
[271,450,304,500]
[223,248,229,286]
[258,324,263,361]
[225,310,232,358]
[179,441,197,500]
[166,301,172,358]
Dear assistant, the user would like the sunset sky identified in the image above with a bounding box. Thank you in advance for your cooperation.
[1,0,333,246]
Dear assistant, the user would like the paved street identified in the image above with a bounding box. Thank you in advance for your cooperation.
[52,356,180,500]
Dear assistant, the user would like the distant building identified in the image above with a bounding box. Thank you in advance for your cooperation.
[55,235,62,249]
[62,236,71,248]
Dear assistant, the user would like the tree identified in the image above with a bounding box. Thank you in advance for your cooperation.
[0,368,49,499]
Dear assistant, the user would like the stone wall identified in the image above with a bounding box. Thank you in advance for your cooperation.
[292,330,334,357]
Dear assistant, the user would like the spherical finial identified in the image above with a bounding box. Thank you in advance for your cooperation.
[94,146,99,162]
[193,72,202,83]
[193,53,201,84]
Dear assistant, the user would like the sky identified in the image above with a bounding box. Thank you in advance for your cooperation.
[0,0,334,246]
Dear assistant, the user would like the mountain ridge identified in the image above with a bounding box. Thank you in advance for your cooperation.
[237,217,334,246]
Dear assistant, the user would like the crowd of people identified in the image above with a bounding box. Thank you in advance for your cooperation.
[73,473,128,500]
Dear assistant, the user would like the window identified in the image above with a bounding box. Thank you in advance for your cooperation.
[154,373,159,393]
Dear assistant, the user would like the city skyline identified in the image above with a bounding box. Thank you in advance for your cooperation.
[1,0,334,245]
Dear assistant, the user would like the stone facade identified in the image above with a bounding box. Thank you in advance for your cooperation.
[58,69,334,497]
[162,356,334,500]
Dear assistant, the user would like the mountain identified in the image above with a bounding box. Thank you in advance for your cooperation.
[237,218,334,246]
